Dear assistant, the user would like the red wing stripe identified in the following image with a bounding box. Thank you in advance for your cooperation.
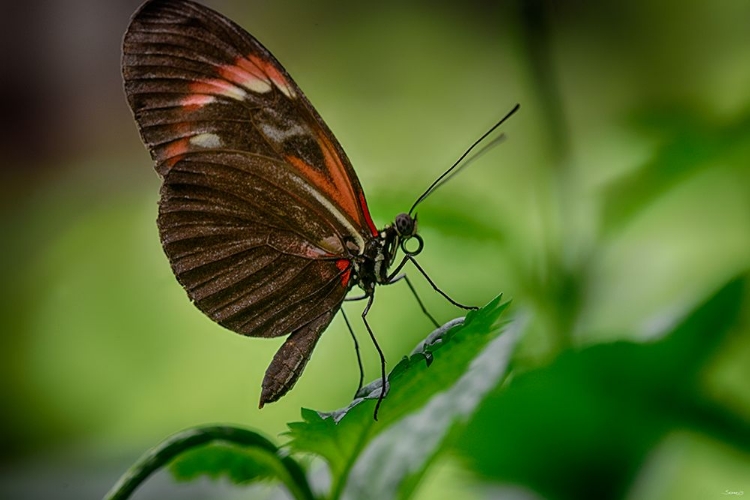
[358,192,378,236]
[336,259,352,287]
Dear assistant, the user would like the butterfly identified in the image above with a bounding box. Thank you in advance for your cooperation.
[123,0,518,418]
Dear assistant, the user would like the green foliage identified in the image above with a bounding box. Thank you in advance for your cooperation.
[603,109,750,233]
[103,425,313,500]
[5,2,750,499]
[169,442,281,484]
[105,276,750,500]
[287,295,516,499]
[104,274,750,500]
[105,296,518,499]
[458,277,750,500]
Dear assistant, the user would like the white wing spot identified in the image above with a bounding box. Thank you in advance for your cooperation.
[212,80,247,101]
[259,121,307,143]
[240,76,273,93]
[190,133,222,149]
[224,87,247,101]
[274,81,295,99]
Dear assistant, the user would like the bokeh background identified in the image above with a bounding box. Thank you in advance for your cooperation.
[2,0,749,498]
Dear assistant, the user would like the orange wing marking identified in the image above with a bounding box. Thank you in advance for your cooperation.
[157,137,191,172]
[248,54,296,99]
[219,60,273,94]
[181,94,216,110]
[188,79,247,101]
[314,129,373,233]
[285,155,366,252]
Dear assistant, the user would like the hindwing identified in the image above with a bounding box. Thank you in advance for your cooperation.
[158,151,351,337]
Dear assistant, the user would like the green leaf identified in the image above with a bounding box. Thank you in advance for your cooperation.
[285,295,522,499]
[104,425,314,500]
[169,442,278,484]
[602,109,750,234]
[457,276,750,500]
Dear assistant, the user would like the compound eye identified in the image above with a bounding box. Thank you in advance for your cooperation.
[394,213,415,237]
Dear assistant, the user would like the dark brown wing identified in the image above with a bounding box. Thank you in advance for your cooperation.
[159,151,351,337]
[122,0,377,240]
[259,309,336,407]
[121,0,378,338]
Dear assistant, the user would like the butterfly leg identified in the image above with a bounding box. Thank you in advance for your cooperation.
[340,308,365,398]
[344,293,368,302]
[388,255,478,311]
[361,293,387,421]
[388,274,440,328]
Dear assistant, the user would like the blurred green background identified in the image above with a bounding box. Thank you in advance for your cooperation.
[1,0,749,498]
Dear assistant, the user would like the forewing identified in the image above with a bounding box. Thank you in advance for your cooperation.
[122,0,377,239]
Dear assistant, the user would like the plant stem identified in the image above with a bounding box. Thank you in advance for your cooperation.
[103,425,315,500]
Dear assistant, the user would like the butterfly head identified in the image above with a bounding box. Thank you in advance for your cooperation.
[394,213,423,256]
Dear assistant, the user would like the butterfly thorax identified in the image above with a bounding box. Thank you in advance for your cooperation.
[350,213,420,295]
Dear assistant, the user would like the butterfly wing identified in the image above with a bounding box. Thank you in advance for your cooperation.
[123,0,377,342]
[123,0,376,239]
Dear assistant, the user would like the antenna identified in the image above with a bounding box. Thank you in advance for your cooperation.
[408,103,520,215]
